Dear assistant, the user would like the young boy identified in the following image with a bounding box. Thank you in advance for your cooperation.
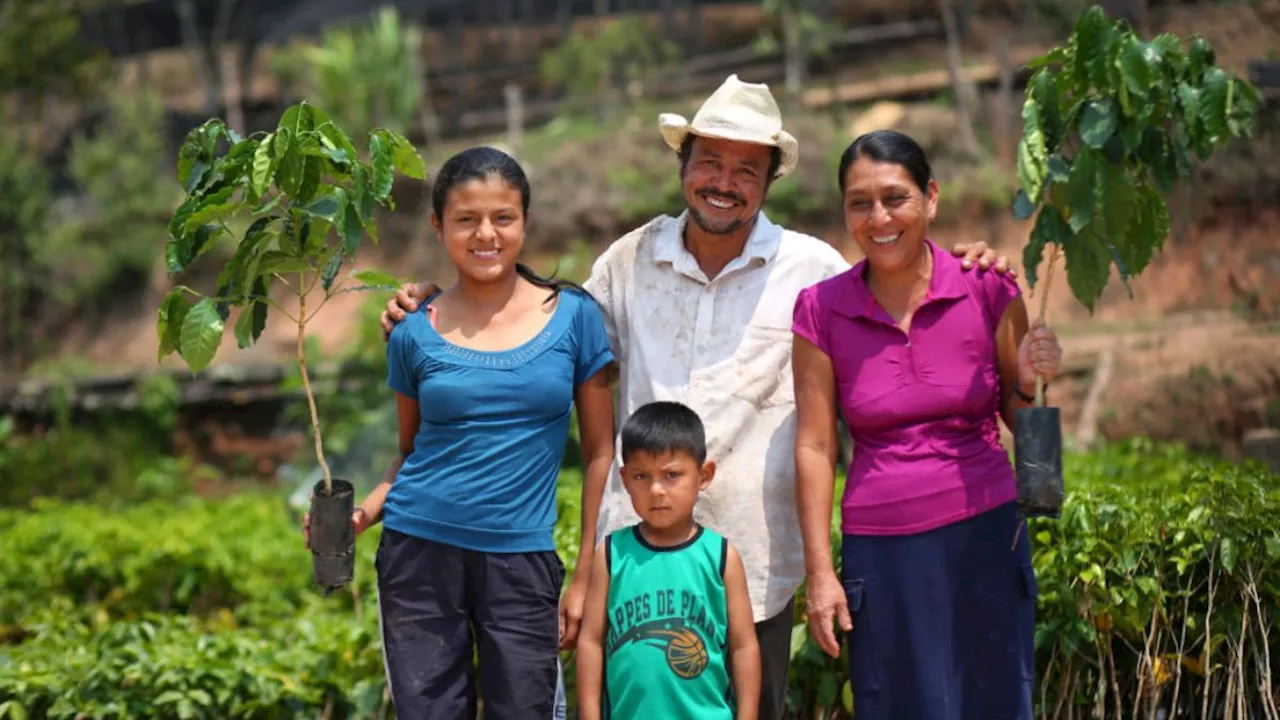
[576,401,761,719]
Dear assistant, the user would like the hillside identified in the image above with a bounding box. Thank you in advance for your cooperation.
[16,0,1280,459]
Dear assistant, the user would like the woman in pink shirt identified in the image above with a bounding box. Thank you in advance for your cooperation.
[791,130,1063,719]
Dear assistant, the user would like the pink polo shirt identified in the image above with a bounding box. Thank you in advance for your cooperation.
[791,239,1020,536]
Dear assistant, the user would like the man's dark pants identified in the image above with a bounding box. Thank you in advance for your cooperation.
[755,595,797,720]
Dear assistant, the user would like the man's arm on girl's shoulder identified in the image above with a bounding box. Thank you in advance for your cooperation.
[724,543,761,720]
[575,540,611,720]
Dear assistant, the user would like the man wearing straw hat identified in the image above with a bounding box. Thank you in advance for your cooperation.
[380,74,1013,718]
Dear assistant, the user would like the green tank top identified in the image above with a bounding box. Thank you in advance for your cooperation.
[603,524,733,719]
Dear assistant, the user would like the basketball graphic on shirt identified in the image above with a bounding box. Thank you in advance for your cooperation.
[664,627,710,679]
[609,619,712,679]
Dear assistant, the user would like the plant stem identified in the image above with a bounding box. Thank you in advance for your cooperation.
[296,283,333,494]
[1034,244,1060,407]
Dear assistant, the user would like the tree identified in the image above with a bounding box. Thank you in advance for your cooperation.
[0,0,105,101]
[1010,4,1260,518]
[0,131,51,374]
[275,7,441,152]
[757,0,824,104]
[156,102,426,589]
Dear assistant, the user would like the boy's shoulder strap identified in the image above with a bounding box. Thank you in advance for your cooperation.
[710,529,728,578]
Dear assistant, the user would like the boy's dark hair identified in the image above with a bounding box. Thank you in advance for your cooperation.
[620,401,707,466]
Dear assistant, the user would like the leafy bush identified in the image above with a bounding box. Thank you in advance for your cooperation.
[0,374,194,509]
[1,443,1276,718]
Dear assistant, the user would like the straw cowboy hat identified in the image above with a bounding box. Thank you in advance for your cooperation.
[659,74,799,179]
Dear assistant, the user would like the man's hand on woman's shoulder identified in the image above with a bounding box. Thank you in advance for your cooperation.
[949,240,1018,278]
[380,282,440,340]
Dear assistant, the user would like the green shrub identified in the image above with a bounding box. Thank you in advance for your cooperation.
[1,442,1276,718]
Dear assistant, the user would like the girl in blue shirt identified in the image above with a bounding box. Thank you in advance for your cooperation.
[343,146,616,718]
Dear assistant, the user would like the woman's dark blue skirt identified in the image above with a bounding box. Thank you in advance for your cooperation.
[841,501,1037,720]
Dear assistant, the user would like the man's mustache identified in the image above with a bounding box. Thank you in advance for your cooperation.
[696,189,744,205]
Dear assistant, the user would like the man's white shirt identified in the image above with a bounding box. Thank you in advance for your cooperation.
[583,210,850,622]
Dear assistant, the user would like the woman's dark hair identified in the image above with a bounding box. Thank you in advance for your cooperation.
[837,130,934,195]
[431,145,585,302]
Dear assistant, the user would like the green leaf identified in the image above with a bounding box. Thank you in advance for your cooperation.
[1012,189,1036,220]
[274,126,292,160]
[1024,205,1070,289]
[1047,154,1070,183]
[322,249,344,291]
[181,185,239,233]
[309,105,359,166]
[339,191,364,256]
[1264,534,1280,560]
[244,231,280,287]
[351,269,402,289]
[301,191,344,224]
[1188,36,1216,75]
[789,623,807,659]
[176,119,227,190]
[1074,5,1117,88]
[157,288,193,360]
[1066,148,1100,233]
[177,132,204,189]
[1119,39,1153,102]
[1025,46,1069,70]
[258,252,313,275]
[233,280,269,349]
[1118,184,1169,277]
[1119,120,1144,156]
[370,133,394,200]
[254,193,284,216]
[817,673,838,708]
[297,155,322,207]
[1200,67,1230,141]
[1080,100,1119,149]
[1016,137,1046,204]
[1028,69,1064,149]
[1178,83,1202,138]
[1063,228,1112,313]
[1100,239,1134,300]
[1102,133,1127,164]
[380,129,427,180]
[179,299,224,373]
[214,217,273,300]
[352,164,375,224]
[1098,162,1136,245]
[279,102,315,138]
[305,217,333,255]
[1219,537,1236,573]
[252,134,275,197]
[166,223,223,274]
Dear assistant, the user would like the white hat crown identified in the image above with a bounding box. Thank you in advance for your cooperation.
[658,74,799,178]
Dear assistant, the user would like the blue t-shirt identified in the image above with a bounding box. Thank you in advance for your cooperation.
[383,288,614,553]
